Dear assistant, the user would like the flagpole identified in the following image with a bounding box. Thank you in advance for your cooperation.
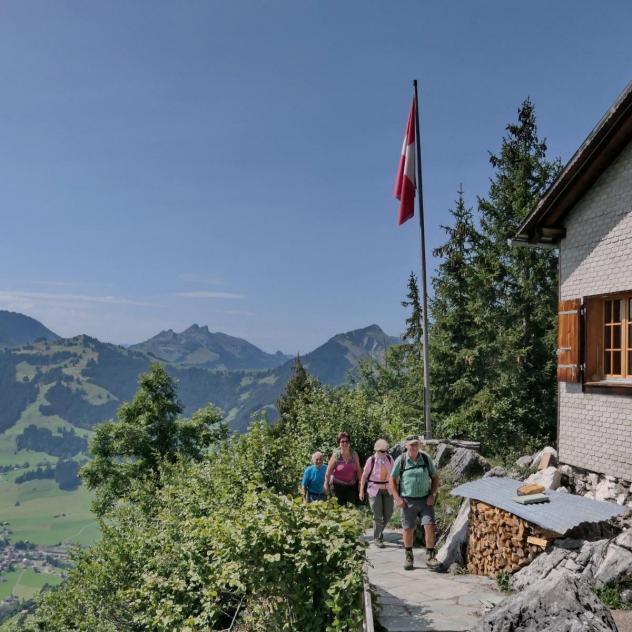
[413,79,432,440]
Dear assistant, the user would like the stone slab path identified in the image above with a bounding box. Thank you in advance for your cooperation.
[366,530,505,631]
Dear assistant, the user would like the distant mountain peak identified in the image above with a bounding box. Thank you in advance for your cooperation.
[0,311,60,348]
[130,325,291,371]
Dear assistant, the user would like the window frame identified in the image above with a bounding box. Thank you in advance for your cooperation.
[583,291,632,390]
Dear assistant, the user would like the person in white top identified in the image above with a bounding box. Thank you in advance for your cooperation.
[359,439,394,548]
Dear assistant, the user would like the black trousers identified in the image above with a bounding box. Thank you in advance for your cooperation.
[332,482,358,506]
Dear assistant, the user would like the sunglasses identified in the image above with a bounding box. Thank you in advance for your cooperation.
[339,440,350,444]
[377,450,386,453]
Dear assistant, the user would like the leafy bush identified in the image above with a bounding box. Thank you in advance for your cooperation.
[24,461,364,631]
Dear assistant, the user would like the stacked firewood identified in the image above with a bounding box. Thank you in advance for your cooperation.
[466,499,558,576]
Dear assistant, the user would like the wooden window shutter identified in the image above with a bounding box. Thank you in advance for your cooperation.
[584,297,604,381]
[557,299,581,383]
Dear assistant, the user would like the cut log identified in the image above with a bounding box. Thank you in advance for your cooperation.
[526,536,549,549]
[517,483,545,496]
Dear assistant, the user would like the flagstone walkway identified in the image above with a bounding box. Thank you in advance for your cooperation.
[366,530,506,632]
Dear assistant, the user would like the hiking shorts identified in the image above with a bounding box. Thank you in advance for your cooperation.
[401,495,435,529]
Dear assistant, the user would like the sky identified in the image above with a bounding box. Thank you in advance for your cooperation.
[0,1,631,354]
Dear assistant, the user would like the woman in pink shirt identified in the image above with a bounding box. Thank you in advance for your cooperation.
[324,431,362,505]
[359,439,394,547]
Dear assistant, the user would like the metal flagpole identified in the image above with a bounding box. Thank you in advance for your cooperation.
[413,79,432,440]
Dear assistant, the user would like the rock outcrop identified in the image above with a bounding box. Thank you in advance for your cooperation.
[512,529,632,591]
[436,499,469,568]
[447,447,490,481]
[472,571,617,631]
[434,442,455,469]
[523,465,562,490]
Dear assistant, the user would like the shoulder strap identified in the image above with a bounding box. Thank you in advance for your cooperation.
[422,451,430,470]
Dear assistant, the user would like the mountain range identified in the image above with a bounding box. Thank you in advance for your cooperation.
[0,313,400,462]
[130,324,291,370]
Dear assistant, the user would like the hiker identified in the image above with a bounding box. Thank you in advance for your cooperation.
[324,431,362,505]
[301,451,327,502]
[359,438,394,547]
[390,435,440,571]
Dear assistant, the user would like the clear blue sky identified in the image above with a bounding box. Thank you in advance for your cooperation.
[1,1,630,353]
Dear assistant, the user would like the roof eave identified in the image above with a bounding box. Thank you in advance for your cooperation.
[514,81,632,246]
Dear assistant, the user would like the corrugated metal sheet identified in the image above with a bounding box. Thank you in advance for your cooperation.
[451,477,626,535]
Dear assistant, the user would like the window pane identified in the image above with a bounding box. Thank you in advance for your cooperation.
[605,327,612,348]
[629,323,632,348]
[614,352,622,375]
[605,351,611,374]
[628,351,632,376]
[614,325,621,349]
[606,300,612,323]
[629,298,632,320]
[614,300,621,323]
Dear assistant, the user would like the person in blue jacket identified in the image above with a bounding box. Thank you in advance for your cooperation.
[301,451,326,502]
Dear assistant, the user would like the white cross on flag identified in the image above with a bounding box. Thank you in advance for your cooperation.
[393,98,416,225]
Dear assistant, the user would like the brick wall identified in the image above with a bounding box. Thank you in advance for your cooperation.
[559,139,632,481]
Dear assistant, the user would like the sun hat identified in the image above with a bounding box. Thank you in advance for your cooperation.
[405,435,422,446]
[374,439,389,452]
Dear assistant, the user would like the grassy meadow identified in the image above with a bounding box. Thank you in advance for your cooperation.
[0,569,63,601]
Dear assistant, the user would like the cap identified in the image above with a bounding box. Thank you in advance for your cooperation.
[374,439,389,452]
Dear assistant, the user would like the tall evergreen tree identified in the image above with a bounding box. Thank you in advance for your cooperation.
[429,186,480,431]
[455,98,561,451]
[401,271,424,363]
[272,355,316,437]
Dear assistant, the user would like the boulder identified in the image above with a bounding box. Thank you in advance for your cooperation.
[447,447,490,481]
[621,589,632,604]
[594,477,625,502]
[515,455,532,468]
[484,466,508,478]
[592,530,632,588]
[473,571,617,631]
[436,500,469,568]
[434,442,455,469]
[530,446,557,469]
[512,530,632,592]
[523,466,562,490]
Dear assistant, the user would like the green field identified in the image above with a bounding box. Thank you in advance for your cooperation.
[0,569,63,600]
[0,477,98,546]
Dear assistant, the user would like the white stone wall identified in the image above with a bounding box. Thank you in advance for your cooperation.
[559,139,632,482]
[559,383,632,480]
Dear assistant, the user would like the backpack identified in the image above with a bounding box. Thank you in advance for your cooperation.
[396,451,430,496]
[363,454,394,494]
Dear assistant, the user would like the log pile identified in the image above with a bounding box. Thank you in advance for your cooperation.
[467,500,558,576]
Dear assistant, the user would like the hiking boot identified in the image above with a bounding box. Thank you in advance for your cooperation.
[426,548,440,572]
[375,534,384,548]
[404,549,414,570]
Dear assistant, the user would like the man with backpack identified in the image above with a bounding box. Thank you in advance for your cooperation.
[390,435,440,571]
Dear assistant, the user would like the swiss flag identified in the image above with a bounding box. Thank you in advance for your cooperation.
[393,98,416,225]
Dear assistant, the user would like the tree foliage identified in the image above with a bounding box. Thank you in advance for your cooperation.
[81,363,227,516]
[430,186,481,425]
[429,99,561,452]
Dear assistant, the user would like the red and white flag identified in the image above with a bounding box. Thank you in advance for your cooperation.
[393,98,416,225]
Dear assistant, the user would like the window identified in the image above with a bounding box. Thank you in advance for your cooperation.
[558,293,632,386]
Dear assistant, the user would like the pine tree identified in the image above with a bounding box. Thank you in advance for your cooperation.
[401,271,424,364]
[429,186,480,431]
[272,355,316,437]
[456,98,561,451]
